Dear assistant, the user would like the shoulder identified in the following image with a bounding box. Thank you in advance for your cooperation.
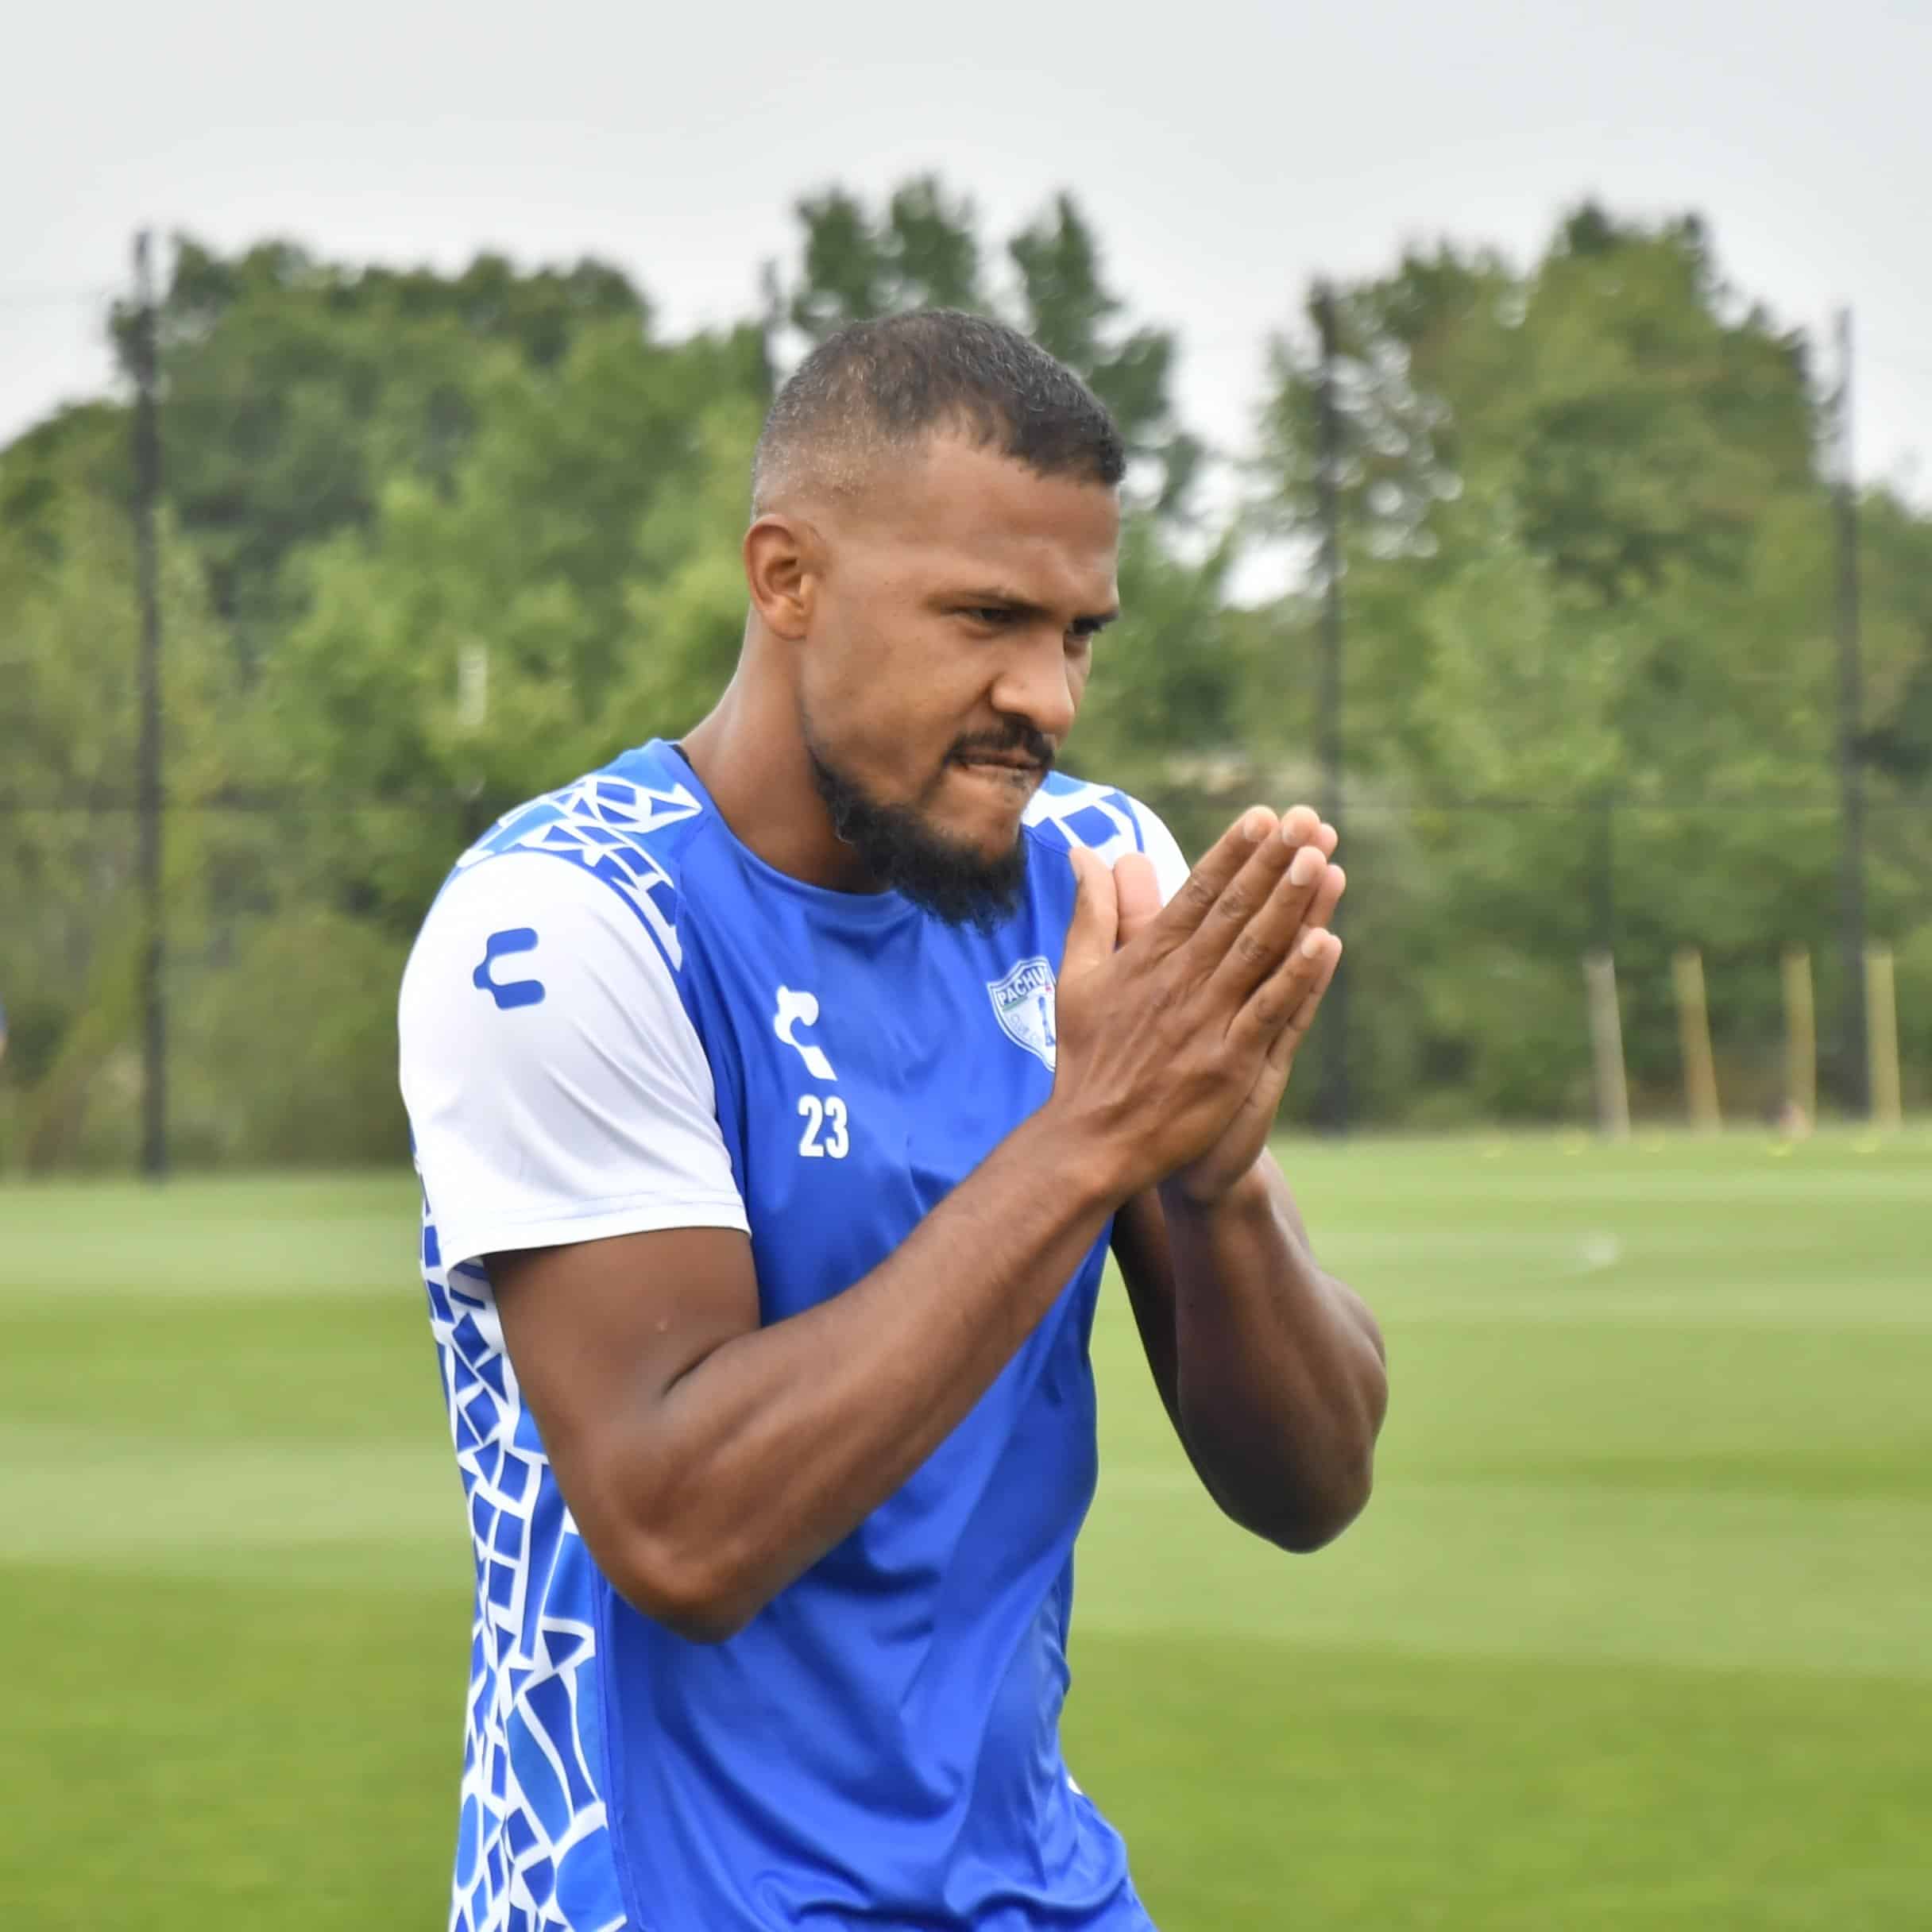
[1024,770,1190,900]
[399,752,747,1269]
[436,741,710,976]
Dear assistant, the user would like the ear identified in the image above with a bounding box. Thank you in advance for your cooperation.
[744,514,816,640]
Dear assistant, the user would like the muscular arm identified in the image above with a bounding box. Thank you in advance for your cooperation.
[492,1114,1116,1644]
[1112,1153,1387,1552]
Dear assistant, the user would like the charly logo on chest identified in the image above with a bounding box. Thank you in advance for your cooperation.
[772,985,849,1159]
[986,956,1058,1072]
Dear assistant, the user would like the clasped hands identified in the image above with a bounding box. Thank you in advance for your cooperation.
[1055,806,1345,1208]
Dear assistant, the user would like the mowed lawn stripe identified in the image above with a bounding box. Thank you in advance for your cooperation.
[1079,1470,1932,1679]
[2,1422,461,1563]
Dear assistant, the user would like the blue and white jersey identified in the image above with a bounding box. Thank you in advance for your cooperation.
[399,738,1188,1932]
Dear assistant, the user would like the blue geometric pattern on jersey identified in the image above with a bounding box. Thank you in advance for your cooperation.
[454,770,701,972]
[421,1199,625,1932]
[415,743,1164,1932]
[1021,773,1146,867]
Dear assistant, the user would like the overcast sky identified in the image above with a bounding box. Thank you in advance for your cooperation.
[6,0,1929,518]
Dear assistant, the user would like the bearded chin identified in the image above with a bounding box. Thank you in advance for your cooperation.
[802,729,1030,934]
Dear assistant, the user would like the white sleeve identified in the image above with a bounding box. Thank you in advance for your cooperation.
[1122,795,1192,906]
[398,851,748,1273]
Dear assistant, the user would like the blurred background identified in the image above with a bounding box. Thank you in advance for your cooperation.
[1,2,1926,1926]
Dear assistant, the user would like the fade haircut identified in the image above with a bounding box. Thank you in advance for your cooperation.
[751,310,1126,514]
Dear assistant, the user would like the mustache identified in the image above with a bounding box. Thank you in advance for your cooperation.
[947,728,1057,769]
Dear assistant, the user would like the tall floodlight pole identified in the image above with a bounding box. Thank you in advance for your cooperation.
[133,231,168,1177]
[1831,307,1868,1120]
[1312,283,1350,1135]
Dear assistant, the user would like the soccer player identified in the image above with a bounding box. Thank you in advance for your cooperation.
[399,311,1388,1932]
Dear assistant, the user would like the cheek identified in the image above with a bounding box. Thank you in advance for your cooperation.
[806,652,952,783]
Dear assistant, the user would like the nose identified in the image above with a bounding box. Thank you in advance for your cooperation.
[987,637,1079,749]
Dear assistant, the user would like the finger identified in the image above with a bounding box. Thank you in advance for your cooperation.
[1299,862,1346,937]
[1237,925,1340,1054]
[1193,829,1331,1000]
[1277,803,1323,850]
[1312,819,1339,860]
[1059,847,1120,981]
[1262,932,1343,1074]
[1145,806,1279,952]
[1113,851,1163,947]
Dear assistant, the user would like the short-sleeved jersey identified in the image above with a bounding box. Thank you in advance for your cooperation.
[399,738,1190,1932]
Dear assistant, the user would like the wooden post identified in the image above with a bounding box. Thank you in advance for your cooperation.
[1583,952,1630,1139]
[1673,947,1721,1132]
[1866,945,1903,1130]
[1782,948,1817,1123]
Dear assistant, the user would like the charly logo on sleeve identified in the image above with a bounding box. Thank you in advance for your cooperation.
[986,956,1057,1071]
[473,928,546,1010]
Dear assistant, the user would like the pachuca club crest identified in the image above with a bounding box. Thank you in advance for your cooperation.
[987,956,1058,1072]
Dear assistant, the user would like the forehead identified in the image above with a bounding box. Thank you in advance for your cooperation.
[843,435,1121,601]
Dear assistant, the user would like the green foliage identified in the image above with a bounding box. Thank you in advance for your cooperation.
[1250,202,1932,1122]
[0,458,242,1168]
[2,185,1930,1165]
[113,238,659,652]
[270,321,770,930]
[775,181,1201,517]
[779,176,987,337]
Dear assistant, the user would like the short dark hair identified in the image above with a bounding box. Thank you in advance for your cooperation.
[752,310,1126,512]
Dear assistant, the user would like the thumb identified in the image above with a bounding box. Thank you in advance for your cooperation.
[1059,848,1120,982]
[1113,851,1163,946]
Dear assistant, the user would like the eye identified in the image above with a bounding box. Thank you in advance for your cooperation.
[963,605,1018,628]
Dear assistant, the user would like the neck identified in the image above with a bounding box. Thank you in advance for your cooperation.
[680,658,885,895]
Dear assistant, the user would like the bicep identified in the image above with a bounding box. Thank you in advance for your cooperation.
[489,1225,760,1563]
[400,852,758,1559]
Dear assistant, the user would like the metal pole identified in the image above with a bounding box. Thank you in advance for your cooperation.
[1832,307,1868,1120]
[1312,282,1350,1134]
[133,231,168,1178]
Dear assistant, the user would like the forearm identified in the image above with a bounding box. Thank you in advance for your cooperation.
[1160,1155,1387,1551]
[626,1111,1118,1633]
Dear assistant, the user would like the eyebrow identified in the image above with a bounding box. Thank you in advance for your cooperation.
[957,588,1121,635]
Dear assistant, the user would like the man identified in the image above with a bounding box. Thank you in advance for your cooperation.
[399,311,1387,1932]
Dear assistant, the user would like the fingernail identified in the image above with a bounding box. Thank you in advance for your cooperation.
[1289,848,1323,886]
[1241,808,1273,843]
[1301,929,1327,959]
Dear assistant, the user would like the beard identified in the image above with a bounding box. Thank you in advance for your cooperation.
[803,727,1037,934]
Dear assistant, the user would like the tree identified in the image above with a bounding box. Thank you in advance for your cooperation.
[1007,195,1202,516]
[772,178,1201,518]
[777,177,987,340]
[0,446,241,1167]
[272,319,770,933]
[1250,203,1924,1119]
[109,238,661,663]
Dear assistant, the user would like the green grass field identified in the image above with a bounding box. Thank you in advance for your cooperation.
[2,1130,1928,1929]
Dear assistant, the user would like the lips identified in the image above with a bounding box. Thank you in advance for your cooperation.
[952,758,1045,784]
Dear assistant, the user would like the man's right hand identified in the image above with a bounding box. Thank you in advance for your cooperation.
[1049,806,1341,1204]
